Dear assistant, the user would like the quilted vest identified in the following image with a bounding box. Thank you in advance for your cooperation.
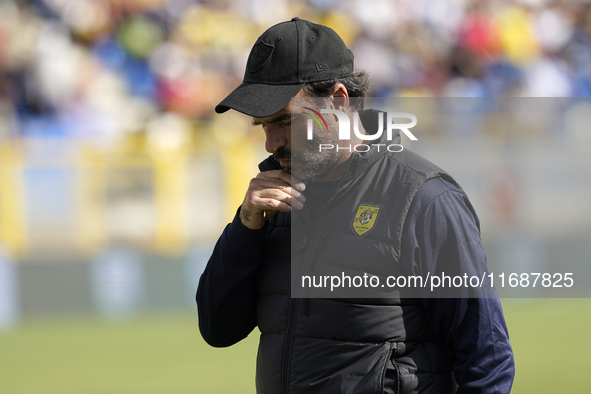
[254,112,462,393]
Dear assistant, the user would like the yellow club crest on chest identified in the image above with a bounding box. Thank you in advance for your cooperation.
[351,202,381,237]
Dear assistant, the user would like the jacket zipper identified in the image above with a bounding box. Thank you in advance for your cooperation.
[282,210,318,391]
[302,235,327,316]
[282,298,298,394]
[282,154,359,392]
[282,227,307,394]
[298,158,357,315]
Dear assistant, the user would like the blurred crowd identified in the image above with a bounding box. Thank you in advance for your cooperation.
[0,1,589,326]
[1,0,591,143]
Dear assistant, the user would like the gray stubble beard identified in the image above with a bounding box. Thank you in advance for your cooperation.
[289,128,341,183]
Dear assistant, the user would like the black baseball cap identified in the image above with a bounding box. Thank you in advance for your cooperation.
[215,17,354,118]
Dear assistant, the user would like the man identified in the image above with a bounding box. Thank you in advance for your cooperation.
[197,17,514,394]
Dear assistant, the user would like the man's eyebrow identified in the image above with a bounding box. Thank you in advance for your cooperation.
[252,113,292,126]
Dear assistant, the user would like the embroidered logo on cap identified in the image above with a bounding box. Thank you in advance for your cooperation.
[248,42,274,72]
[315,62,329,72]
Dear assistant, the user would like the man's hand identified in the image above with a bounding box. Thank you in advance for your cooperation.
[239,170,306,230]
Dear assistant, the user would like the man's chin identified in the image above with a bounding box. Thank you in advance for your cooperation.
[289,168,314,183]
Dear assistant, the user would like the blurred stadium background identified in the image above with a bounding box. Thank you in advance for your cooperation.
[1,0,591,393]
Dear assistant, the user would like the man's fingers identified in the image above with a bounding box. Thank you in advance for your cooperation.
[249,177,306,205]
[255,189,304,210]
[260,198,297,212]
[259,183,306,204]
[256,170,306,192]
[240,171,306,229]
[289,175,306,192]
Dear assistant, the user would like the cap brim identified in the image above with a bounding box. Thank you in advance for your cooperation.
[215,82,305,118]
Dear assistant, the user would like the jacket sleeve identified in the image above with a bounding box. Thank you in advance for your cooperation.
[196,208,267,347]
[401,178,515,394]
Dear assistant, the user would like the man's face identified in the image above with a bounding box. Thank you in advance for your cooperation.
[252,95,343,183]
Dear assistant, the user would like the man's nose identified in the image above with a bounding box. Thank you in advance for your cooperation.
[265,128,288,154]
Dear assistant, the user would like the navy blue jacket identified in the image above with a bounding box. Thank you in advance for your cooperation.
[198,119,514,393]
[198,176,514,393]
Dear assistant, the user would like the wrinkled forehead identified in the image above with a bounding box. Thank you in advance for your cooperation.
[251,105,292,125]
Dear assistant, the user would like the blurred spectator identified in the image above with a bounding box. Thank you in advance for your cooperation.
[1,0,589,141]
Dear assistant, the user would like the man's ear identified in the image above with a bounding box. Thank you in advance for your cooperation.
[330,83,349,112]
